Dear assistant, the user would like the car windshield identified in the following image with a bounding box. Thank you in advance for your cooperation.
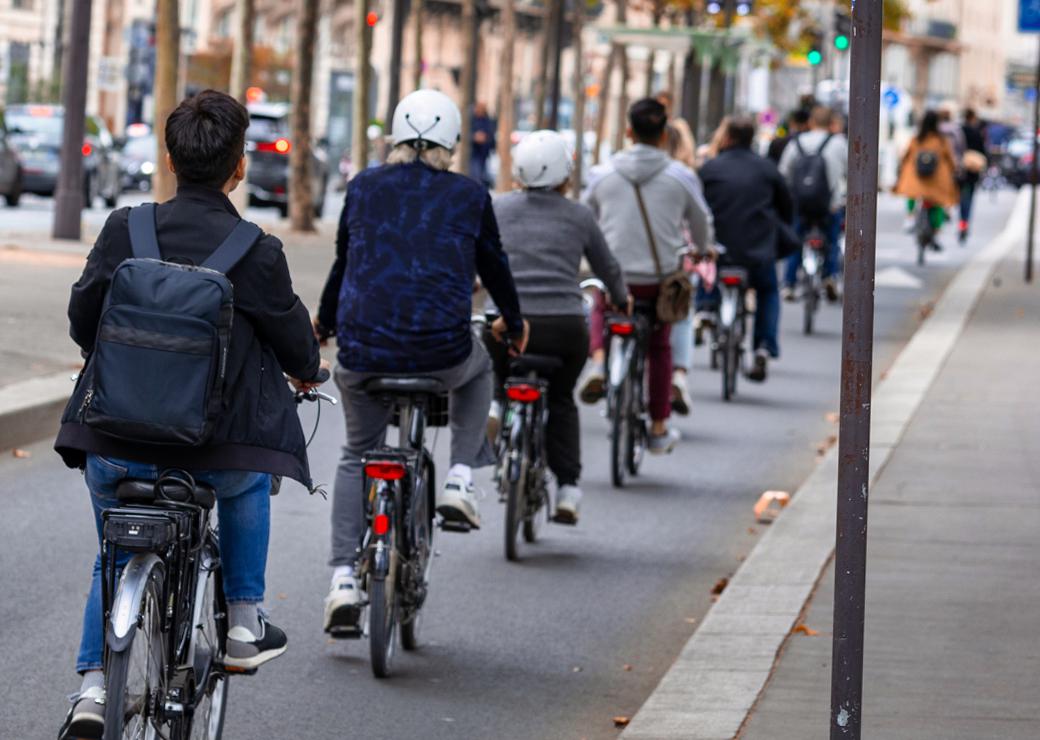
[247,115,288,141]
[6,110,63,144]
[123,136,156,159]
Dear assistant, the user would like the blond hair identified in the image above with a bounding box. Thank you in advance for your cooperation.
[385,143,454,171]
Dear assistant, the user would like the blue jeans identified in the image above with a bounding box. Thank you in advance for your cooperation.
[695,262,780,358]
[76,455,271,672]
[785,213,842,286]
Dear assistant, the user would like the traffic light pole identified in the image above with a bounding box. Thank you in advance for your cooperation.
[52,0,94,240]
[829,0,882,737]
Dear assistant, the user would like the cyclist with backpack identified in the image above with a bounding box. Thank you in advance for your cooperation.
[55,90,326,739]
[894,110,959,252]
[315,90,528,633]
[778,106,847,302]
[487,130,629,523]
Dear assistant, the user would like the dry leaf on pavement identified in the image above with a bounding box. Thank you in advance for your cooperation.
[711,577,729,596]
[825,411,839,423]
[792,624,819,636]
[622,664,633,672]
[12,449,31,459]
[612,716,631,728]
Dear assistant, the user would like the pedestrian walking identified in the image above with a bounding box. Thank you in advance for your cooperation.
[958,108,988,243]
[470,101,496,187]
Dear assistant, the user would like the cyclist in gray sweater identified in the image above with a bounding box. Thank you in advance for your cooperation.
[488,130,628,523]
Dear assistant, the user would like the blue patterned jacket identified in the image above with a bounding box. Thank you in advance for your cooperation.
[318,160,523,373]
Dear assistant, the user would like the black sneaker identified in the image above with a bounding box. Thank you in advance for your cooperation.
[224,614,288,670]
[747,350,768,383]
[58,686,105,740]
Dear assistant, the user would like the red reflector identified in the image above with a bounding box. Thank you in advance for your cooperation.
[506,383,541,403]
[257,138,291,154]
[81,142,93,157]
[721,275,743,286]
[373,513,390,536]
[364,461,406,481]
[608,322,635,336]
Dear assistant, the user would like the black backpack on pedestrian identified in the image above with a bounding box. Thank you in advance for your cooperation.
[915,150,939,178]
[82,203,261,446]
[789,134,834,219]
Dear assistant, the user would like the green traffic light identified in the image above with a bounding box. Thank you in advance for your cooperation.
[808,49,822,66]
[835,34,850,51]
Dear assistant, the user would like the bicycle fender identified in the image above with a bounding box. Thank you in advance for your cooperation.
[608,337,630,387]
[720,288,740,327]
[106,553,164,653]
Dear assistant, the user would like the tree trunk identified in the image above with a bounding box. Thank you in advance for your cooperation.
[51,0,92,240]
[612,0,629,154]
[593,44,617,165]
[153,0,180,203]
[571,0,585,198]
[547,0,564,129]
[496,0,516,192]
[353,0,372,178]
[413,0,424,89]
[289,0,319,232]
[533,0,555,128]
[680,9,701,140]
[386,0,407,122]
[229,0,255,100]
[457,0,477,176]
[706,2,735,137]
[644,6,661,98]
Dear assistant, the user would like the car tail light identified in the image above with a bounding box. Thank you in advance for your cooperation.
[373,513,390,536]
[721,275,744,287]
[506,383,541,403]
[364,461,406,481]
[608,322,635,336]
[81,142,93,157]
[257,138,292,154]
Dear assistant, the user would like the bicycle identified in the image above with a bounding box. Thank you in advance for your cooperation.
[799,225,827,335]
[344,376,448,678]
[913,200,937,266]
[715,267,750,402]
[96,382,332,740]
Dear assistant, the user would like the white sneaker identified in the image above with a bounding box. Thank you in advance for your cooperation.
[670,371,692,416]
[553,484,582,525]
[323,569,364,635]
[648,428,680,455]
[437,474,481,529]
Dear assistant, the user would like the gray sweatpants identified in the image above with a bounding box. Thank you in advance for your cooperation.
[329,341,496,566]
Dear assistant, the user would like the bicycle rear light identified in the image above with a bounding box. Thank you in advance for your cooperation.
[608,322,635,336]
[506,383,542,403]
[364,461,407,481]
[721,275,744,287]
[373,513,391,536]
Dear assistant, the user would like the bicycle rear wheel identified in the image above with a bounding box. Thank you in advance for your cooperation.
[187,558,228,740]
[504,458,526,561]
[369,500,399,678]
[802,277,817,335]
[103,575,166,740]
[720,331,735,401]
[402,462,433,651]
[610,379,630,488]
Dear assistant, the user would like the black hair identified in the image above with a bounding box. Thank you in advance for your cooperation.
[165,89,249,188]
[791,108,810,126]
[628,98,668,145]
[917,110,940,142]
[724,116,757,149]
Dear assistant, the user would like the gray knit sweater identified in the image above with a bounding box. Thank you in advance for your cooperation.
[491,189,628,316]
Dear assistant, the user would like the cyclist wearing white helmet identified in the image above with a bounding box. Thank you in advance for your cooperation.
[487,130,628,523]
[316,90,528,632]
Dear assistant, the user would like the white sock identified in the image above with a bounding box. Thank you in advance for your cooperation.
[228,602,260,637]
[332,564,355,583]
[79,669,103,695]
[448,463,473,486]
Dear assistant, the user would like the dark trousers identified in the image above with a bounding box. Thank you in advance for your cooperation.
[959,180,976,225]
[488,315,589,486]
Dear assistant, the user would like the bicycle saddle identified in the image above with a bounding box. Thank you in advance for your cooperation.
[509,354,562,375]
[363,377,445,395]
[116,478,217,510]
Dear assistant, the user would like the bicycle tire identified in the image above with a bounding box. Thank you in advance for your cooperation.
[369,572,397,678]
[504,472,524,561]
[402,461,433,651]
[186,559,228,740]
[103,576,166,740]
[522,468,540,543]
[720,331,733,401]
[803,279,816,335]
[610,379,629,488]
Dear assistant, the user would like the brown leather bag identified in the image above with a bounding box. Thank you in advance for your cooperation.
[632,182,692,323]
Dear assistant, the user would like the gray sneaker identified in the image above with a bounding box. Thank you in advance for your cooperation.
[58,686,105,740]
[224,614,288,670]
[553,484,582,525]
[648,428,680,455]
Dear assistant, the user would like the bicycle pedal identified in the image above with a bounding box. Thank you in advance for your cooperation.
[326,624,364,640]
[217,662,258,676]
[438,520,473,533]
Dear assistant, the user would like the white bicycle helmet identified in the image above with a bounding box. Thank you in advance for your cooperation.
[390,90,461,150]
[512,129,574,189]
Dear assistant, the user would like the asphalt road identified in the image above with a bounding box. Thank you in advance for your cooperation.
[0,189,1017,739]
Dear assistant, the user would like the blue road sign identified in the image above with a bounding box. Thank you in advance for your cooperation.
[1020,0,1040,32]
[882,87,900,110]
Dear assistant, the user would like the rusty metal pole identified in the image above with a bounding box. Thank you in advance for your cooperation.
[829,1,883,737]
[1027,36,1039,284]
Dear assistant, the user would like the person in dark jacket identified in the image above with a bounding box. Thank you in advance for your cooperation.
[315,90,527,634]
[56,91,324,740]
[470,100,497,186]
[958,108,988,243]
[698,115,795,382]
[767,108,810,164]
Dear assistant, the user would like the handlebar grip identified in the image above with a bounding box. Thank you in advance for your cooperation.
[313,367,331,384]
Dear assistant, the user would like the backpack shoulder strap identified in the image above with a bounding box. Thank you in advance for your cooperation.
[127,203,162,260]
[792,135,806,157]
[201,220,263,275]
[816,134,834,156]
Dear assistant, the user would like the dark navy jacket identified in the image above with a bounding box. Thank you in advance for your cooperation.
[318,160,523,373]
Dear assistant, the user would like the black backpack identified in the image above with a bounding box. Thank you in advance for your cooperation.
[789,134,834,218]
[82,203,261,446]
[915,150,939,178]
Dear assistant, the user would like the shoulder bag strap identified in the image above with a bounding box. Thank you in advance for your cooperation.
[127,203,161,260]
[632,182,664,280]
[201,220,263,275]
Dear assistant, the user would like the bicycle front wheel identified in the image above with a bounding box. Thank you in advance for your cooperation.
[104,573,166,740]
[802,277,817,335]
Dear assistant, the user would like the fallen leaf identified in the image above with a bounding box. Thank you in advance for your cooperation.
[684,617,698,625]
[622,664,633,672]
[816,435,838,456]
[737,554,746,562]
[824,411,839,424]
[747,527,757,535]
[12,448,31,459]
[613,716,631,728]
[711,577,729,596]
[918,300,935,320]
[792,624,819,636]
[1015,307,1025,319]
[754,490,791,523]
[276,593,288,600]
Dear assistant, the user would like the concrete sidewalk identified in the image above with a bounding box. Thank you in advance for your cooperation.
[740,252,1040,739]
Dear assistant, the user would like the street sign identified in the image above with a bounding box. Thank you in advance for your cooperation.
[882,87,900,110]
[1020,0,1040,32]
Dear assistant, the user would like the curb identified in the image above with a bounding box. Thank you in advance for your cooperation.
[620,189,1032,740]
[0,372,73,452]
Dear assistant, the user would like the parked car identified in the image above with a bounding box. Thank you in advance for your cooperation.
[3,104,121,208]
[119,133,156,192]
[246,102,328,218]
[0,109,24,206]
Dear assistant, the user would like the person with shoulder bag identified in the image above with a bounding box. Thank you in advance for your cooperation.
[582,98,714,454]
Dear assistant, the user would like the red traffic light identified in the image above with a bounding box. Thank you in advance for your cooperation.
[366,11,378,26]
